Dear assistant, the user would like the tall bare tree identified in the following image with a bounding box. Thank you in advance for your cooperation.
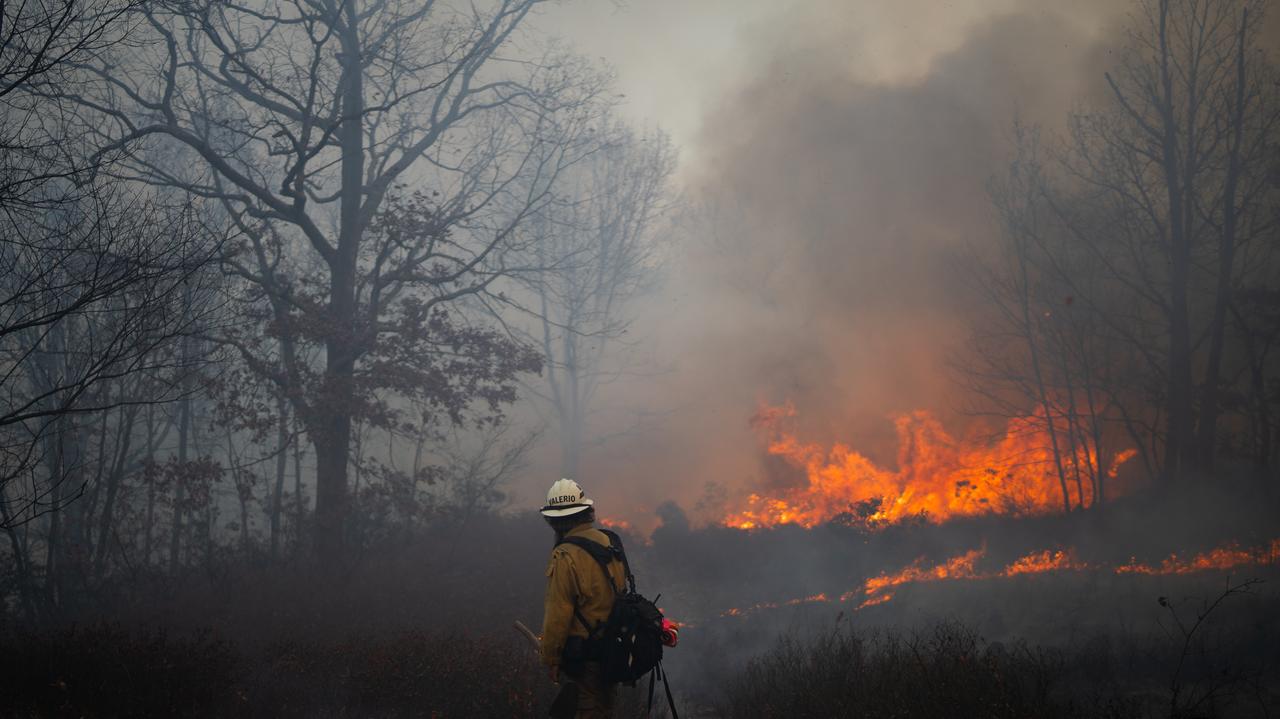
[57,0,609,561]
[514,123,676,478]
[0,0,223,533]
[1089,0,1279,480]
[970,0,1280,496]
[978,130,1077,513]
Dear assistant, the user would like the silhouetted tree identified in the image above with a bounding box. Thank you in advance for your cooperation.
[60,0,611,562]
[516,122,676,477]
[971,0,1280,495]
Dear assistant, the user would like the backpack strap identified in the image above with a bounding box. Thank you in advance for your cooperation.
[571,605,594,636]
[558,533,629,595]
[557,530,640,636]
[660,662,680,719]
[598,529,637,593]
[645,662,680,719]
[557,533,621,636]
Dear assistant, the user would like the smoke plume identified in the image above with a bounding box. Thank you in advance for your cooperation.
[536,1,1132,529]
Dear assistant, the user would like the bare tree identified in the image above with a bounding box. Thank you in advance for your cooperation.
[514,122,676,477]
[1087,0,1279,481]
[0,190,221,524]
[57,0,611,561]
[0,0,139,202]
[969,0,1280,497]
[977,129,1077,513]
[0,192,222,623]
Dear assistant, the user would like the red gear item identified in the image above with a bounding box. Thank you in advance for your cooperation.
[660,618,679,647]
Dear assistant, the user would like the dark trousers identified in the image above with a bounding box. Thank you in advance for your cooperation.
[551,662,616,719]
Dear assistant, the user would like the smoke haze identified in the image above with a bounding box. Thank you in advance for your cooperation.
[531,1,1129,527]
[7,1,1280,714]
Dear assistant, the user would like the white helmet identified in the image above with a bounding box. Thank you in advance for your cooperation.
[541,478,594,517]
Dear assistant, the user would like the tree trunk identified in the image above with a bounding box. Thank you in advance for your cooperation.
[224,428,251,553]
[314,1,364,563]
[1081,363,1106,507]
[43,416,64,613]
[1231,301,1277,486]
[168,384,190,574]
[1061,368,1087,509]
[1156,0,1195,484]
[142,404,158,566]
[562,325,582,478]
[1013,220,1072,512]
[58,412,89,606]
[270,397,289,560]
[0,508,37,623]
[294,427,305,556]
[1195,8,1250,471]
[93,404,138,581]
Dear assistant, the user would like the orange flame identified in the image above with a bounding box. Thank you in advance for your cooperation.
[1108,449,1138,478]
[1116,539,1280,575]
[723,406,1135,530]
[598,517,633,533]
[1003,549,1089,576]
[717,539,1278,619]
[853,592,894,610]
[861,548,985,599]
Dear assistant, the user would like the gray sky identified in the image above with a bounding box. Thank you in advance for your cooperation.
[538,0,1114,168]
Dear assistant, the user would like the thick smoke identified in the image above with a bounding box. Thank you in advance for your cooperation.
[548,2,1128,530]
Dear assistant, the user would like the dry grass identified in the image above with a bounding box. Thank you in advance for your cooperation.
[0,625,551,717]
[716,618,1280,719]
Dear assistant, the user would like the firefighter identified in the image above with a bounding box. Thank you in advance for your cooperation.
[540,478,627,719]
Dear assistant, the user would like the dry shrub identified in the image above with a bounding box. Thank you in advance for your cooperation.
[0,625,237,718]
[0,625,556,717]
[718,620,1140,719]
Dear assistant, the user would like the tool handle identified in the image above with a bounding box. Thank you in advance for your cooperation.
[513,620,540,653]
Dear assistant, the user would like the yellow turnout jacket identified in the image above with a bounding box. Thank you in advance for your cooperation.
[540,522,627,668]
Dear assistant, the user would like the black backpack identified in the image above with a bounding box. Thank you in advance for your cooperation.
[559,529,679,718]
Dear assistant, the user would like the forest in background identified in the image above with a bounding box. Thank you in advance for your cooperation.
[0,0,681,624]
[1,0,1279,716]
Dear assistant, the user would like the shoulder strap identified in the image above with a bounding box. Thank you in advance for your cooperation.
[598,529,637,593]
[646,663,680,719]
[559,535,624,596]
[557,531,637,595]
[557,534,621,635]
